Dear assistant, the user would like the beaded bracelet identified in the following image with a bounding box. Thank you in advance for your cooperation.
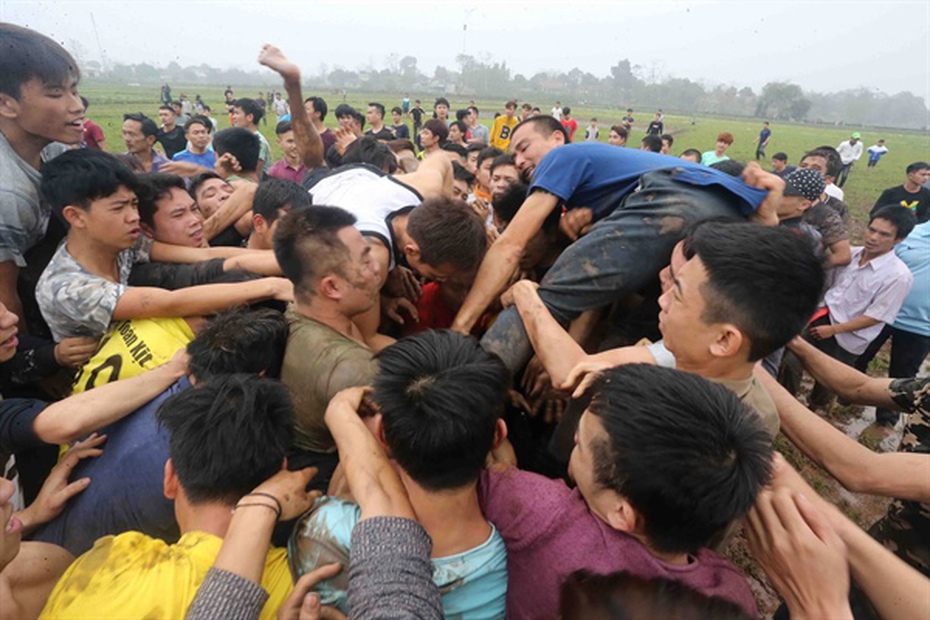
[243,492,284,519]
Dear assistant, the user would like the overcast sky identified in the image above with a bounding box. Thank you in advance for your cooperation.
[4,0,928,102]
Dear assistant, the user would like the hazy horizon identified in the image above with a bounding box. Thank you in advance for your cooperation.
[4,0,929,103]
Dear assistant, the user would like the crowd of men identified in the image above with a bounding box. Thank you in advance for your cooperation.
[2,23,929,620]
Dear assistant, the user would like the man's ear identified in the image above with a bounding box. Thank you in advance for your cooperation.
[491,418,508,450]
[709,324,744,360]
[145,135,156,149]
[799,198,813,212]
[0,93,21,120]
[319,274,343,301]
[602,493,639,533]
[62,205,87,229]
[164,459,179,500]
[403,242,421,263]
[372,414,391,455]
[252,213,267,235]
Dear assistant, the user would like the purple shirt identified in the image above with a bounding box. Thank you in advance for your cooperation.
[478,468,758,620]
[267,159,307,184]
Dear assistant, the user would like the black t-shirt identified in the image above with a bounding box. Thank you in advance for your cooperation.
[646,120,664,136]
[872,185,930,224]
[409,108,424,126]
[365,127,394,141]
[156,125,187,159]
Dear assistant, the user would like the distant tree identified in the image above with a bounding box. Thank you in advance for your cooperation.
[756,82,811,121]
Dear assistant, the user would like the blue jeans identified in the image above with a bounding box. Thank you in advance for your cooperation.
[481,169,746,372]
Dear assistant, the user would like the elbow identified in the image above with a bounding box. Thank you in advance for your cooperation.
[34,415,82,445]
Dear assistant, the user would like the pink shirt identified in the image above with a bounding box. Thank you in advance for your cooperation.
[267,159,307,184]
[478,468,758,619]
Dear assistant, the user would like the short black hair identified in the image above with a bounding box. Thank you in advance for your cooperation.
[183,115,210,133]
[455,109,471,122]
[0,23,79,99]
[641,135,662,153]
[434,97,450,110]
[442,143,467,158]
[188,171,224,201]
[407,197,487,272]
[187,307,289,380]
[449,120,468,137]
[273,205,357,299]
[157,373,293,505]
[709,159,745,178]
[80,96,90,110]
[333,103,356,120]
[772,152,788,162]
[367,102,385,119]
[476,146,504,170]
[391,106,403,116]
[123,112,159,138]
[870,205,917,240]
[587,364,773,554]
[40,149,139,212]
[213,127,260,173]
[275,121,293,136]
[512,115,569,143]
[452,162,476,186]
[562,106,571,116]
[342,136,398,173]
[159,104,175,115]
[135,172,188,228]
[489,153,516,175]
[680,148,702,160]
[234,97,264,124]
[373,330,509,490]
[253,178,311,224]
[423,118,449,143]
[803,146,842,179]
[686,222,825,360]
[660,133,674,146]
[305,96,328,121]
[906,161,930,175]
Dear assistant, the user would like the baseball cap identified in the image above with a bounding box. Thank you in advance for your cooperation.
[784,168,825,202]
[851,132,861,139]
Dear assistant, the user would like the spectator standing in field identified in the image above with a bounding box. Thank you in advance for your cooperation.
[156,105,187,160]
[304,96,335,154]
[645,112,663,137]
[771,152,796,179]
[754,121,771,160]
[364,102,393,141]
[701,132,733,166]
[550,101,562,120]
[231,98,272,176]
[871,161,930,224]
[272,92,289,123]
[123,113,168,173]
[836,132,863,187]
[408,99,425,138]
[389,107,410,140]
[255,92,268,126]
[585,118,599,142]
[621,108,635,129]
[466,106,490,144]
[660,134,674,155]
[520,103,533,121]
[867,139,889,171]
[560,108,578,142]
[608,125,628,147]
[80,97,106,151]
[170,117,217,170]
[490,101,519,150]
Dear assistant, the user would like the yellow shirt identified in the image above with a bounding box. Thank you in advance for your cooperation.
[72,317,195,394]
[40,530,292,620]
[490,115,519,150]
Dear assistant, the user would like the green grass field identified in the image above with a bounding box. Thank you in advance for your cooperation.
[78,81,929,239]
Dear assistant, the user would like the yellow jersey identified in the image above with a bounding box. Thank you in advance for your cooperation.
[490,115,519,150]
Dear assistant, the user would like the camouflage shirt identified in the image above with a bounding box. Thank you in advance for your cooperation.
[802,201,849,248]
[869,376,930,576]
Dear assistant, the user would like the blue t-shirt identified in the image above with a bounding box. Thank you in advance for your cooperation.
[892,222,930,337]
[759,128,772,144]
[172,149,217,168]
[290,496,507,619]
[33,377,191,556]
[530,143,765,220]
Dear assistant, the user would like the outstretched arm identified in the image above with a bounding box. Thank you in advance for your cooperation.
[258,44,324,169]
[113,278,293,322]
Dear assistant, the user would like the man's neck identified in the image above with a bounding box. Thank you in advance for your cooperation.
[0,122,52,169]
[177,500,233,540]
[313,119,326,132]
[65,233,122,282]
[675,356,753,383]
[189,144,207,155]
[163,122,176,132]
[400,471,491,558]
[293,298,366,344]
[284,154,302,168]
[860,248,890,265]
[904,181,920,192]
[371,121,383,132]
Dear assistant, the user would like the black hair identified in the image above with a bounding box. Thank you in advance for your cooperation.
[660,133,674,146]
[342,136,398,173]
[709,159,745,177]
[40,149,139,212]
[334,103,356,120]
[234,97,264,124]
[803,146,842,179]
[123,112,159,138]
[305,96,328,121]
[687,222,825,360]
[870,205,917,240]
[373,330,509,491]
[273,205,357,299]
[391,106,403,116]
[434,97,450,110]
[159,104,175,115]
[641,135,662,153]
[466,142,485,155]
[476,146,504,170]
[423,119,449,143]
[367,102,385,119]
[186,307,289,380]
[442,143,468,158]
[455,109,470,122]
[609,125,628,139]
[0,23,79,99]
[906,161,930,175]
[680,148,702,161]
[80,96,90,110]
[134,172,188,228]
[189,171,224,201]
[183,115,210,133]
[157,373,293,505]
[213,127,260,173]
[586,364,773,554]
[772,152,788,162]
[449,120,468,138]
[201,104,212,113]
[275,121,293,136]
[562,106,571,116]
[452,162,476,186]
[467,105,480,116]
[489,153,516,175]
[253,178,311,224]
[407,197,487,272]
[511,115,569,143]
[559,570,751,620]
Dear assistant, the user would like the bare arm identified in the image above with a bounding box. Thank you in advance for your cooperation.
[258,45,324,169]
[787,337,897,409]
[452,191,560,333]
[809,315,880,342]
[32,350,189,444]
[824,239,852,267]
[742,162,782,227]
[112,278,292,321]
[150,238,256,263]
[757,367,930,501]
